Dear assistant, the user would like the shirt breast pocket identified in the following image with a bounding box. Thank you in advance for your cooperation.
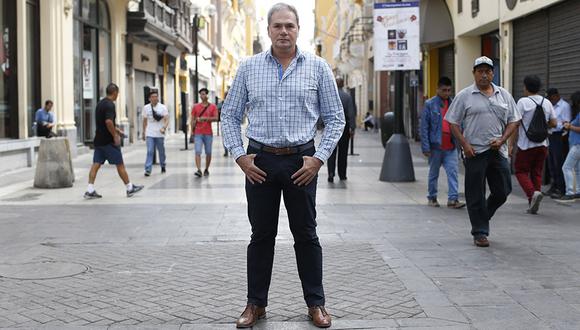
[491,102,509,124]
[248,88,268,108]
[297,84,318,109]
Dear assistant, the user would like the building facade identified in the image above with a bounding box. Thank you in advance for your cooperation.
[428,0,580,102]
[1,0,255,172]
[315,0,375,130]
[315,0,580,144]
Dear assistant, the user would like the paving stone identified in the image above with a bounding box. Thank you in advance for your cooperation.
[0,242,421,327]
[2,132,580,329]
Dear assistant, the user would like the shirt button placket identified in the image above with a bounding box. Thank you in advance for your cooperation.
[278,78,283,121]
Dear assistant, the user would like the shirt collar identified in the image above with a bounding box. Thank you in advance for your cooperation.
[470,83,499,95]
[265,46,305,63]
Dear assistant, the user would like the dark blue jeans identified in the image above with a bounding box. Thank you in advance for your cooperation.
[327,127,350,179]
[245,145,325,308]
[547,132,566,193]
[464,149,512,238]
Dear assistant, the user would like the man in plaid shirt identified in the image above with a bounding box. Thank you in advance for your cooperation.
[221,3,344,328]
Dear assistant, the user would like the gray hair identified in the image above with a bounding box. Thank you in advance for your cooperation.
[267,3,299,26]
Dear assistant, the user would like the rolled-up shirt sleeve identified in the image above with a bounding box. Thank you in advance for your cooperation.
[444,92,465,126]
[220,61,249,160]
[505,92,521,123]
[315,61,346,162]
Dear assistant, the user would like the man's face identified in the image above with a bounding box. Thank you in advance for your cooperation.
[149,93,159,105]
[200,91,208,102]
[268,10,299,52]
[549,94,560,105]
[45,103,53,111]
[473,65,494,89]
[437,85,452,100]
[110,91,119,101]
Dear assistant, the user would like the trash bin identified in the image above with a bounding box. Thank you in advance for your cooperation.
[380,112,395,147]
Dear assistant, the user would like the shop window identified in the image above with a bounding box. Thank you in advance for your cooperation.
[27,0,40,137]
[472,0,479,18]
[482,32,501,86]
[0,0,17,138]
[74,0,111,144]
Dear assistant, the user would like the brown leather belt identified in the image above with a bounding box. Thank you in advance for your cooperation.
[248,139,314,155]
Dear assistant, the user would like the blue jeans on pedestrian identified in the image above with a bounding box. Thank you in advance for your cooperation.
[145,137,166,172]
[194,134,213,155]
[428,148,459,201]
[562,144,580,196]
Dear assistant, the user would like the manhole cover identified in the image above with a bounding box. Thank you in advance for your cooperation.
[0,261,89,280]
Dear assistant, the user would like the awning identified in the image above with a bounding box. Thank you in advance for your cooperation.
[420,0,454,44]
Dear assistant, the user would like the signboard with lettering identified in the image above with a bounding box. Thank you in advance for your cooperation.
[373,2,420,71]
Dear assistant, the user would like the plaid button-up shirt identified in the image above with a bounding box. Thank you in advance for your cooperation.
[221,47,345,162]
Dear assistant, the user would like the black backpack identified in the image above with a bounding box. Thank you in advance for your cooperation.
[523,97,549,143]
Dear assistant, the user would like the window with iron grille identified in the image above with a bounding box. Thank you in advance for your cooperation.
[472,0,479,17]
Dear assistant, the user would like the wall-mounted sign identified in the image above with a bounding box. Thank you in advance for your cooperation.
[374,2,420,71]
[132,43,158,74]
[82,51,94,99]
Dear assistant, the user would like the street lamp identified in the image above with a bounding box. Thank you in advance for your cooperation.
[180,6,202,151]
[192,6,201,106]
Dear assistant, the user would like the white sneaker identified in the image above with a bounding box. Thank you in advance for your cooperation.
[529,191,543,214]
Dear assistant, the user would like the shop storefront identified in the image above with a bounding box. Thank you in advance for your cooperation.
[481,31,500,86]
[0,0,17,139]
[130,41,158,140]
[512,0,580,100]
[73,0,112,145]
[26,0,41,137]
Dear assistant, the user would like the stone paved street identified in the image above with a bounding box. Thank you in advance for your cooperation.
[1,130,580,329]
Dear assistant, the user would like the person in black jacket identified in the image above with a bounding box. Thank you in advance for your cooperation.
[327,77,355,182]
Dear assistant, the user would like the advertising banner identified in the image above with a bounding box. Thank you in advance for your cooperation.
[374,2,420,71]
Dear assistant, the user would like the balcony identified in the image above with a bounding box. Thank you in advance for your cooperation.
[171,1,193,53]
[127,0,177,47]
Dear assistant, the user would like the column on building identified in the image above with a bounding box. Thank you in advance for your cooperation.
[40,0,76,152]
[107,0,129,142]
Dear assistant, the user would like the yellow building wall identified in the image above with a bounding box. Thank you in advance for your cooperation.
[246,16,253,56]
[314,0,338,67]
[427,48,439,99]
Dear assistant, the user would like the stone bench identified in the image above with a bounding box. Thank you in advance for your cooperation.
[0,138,41,169]
[33,138,75,188]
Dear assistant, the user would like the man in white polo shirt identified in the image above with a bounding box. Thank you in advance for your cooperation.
[445,56,520,247]
[142,89,169,176]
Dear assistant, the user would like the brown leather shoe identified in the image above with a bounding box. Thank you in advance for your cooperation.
[236,304,266,328]
[474,236,490,247]
[308,305,332,328]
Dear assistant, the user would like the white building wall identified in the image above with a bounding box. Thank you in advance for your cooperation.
[500,0,567,22]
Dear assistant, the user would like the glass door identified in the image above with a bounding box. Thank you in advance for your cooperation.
[82,25,98,143]
[0,0,16,138]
